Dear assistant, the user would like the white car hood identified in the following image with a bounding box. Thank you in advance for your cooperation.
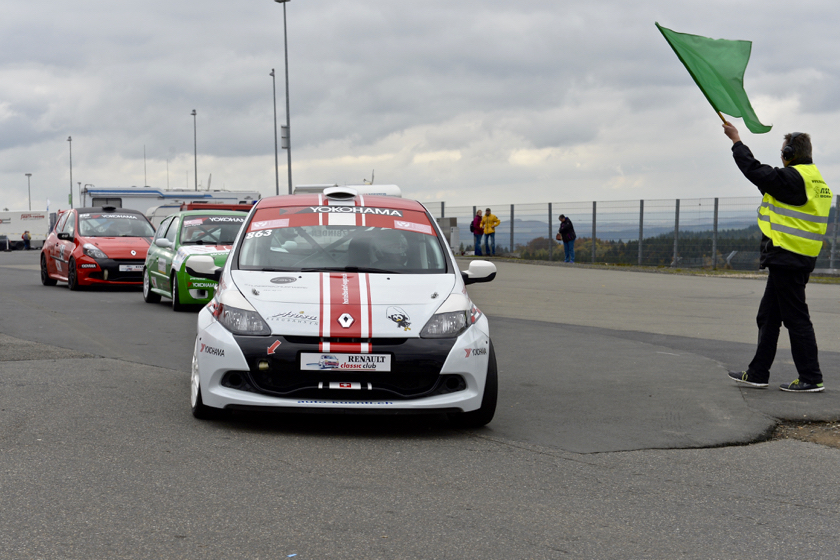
[231,270,458,338]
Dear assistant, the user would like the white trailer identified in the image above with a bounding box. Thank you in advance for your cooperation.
[0,211,50,251]
[80,187,261,216]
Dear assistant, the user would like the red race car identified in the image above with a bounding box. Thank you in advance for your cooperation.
[41,206,156,290]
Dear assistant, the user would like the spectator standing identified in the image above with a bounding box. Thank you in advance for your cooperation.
[723,122,830,393]
[480,208,501,256]
[21,230,31,250]
[557,215,576,263]
[470,209,483,256]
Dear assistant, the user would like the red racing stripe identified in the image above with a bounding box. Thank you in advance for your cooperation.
[330,273,362,338]
[318,272,373,353]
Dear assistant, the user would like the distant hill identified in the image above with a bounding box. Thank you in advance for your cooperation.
[453,217,759,249]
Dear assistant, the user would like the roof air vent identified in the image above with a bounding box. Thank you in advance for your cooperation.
[323,186,359,201]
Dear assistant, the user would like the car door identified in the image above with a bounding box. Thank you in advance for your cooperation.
[147,216,170,292]
[157,216,179,294]
[45,211,69,277]
[149,216,175,293]
[54,211,76,279]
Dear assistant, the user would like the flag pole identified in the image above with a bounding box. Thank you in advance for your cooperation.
[716,111,727,124]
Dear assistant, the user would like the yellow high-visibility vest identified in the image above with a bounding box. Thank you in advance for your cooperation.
[757,164,832,257]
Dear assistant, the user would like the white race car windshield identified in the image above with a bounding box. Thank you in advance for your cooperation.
[238,224,447,274]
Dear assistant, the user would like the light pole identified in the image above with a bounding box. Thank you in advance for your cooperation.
[274,0,292,194]
[191,110,198,191]
[271,69,280,196]
[25,173,32,211]
[78,182,82,208]
[67,136,73,208]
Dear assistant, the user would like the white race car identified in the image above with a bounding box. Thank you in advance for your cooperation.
[189,186,498,427]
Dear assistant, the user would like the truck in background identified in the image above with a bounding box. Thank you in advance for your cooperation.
[0,211,49,251]
[78,186,261,229]
[80,186,261,216]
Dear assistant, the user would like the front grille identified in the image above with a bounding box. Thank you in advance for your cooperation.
[283,336,408,346]
[233,336,457,399]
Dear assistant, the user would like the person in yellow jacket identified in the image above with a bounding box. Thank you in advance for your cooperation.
[480,208,501,256]
[723,122,832,393]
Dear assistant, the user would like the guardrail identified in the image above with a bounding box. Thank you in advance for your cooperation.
[430,196,840,270]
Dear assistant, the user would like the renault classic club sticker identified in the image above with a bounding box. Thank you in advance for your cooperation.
[301,353,391,372]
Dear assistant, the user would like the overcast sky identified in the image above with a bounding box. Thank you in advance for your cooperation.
[2,0,839,213]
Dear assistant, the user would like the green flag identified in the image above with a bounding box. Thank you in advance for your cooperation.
[656,22,771,134]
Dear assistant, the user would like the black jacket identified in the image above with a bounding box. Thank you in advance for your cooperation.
[558,218,576,242]
[731,141,817,271]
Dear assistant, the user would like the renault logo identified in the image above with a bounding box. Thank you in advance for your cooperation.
[337,313,354,328]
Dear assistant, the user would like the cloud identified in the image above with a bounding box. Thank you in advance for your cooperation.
[2,0,840,213]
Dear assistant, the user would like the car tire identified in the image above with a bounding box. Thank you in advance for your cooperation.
[191,339,222,420]
[143,268,161,303]
[41,254,57,286]
[68,258,82,291]
[448,340,498,429]
[171,273,186,311]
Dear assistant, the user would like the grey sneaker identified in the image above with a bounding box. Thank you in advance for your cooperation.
[728,371,768,388]
[779,379,825,393]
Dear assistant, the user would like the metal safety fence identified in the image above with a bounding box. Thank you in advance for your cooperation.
[429,196,840,270]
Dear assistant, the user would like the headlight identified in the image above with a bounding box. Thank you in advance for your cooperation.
[83,243,108,259]
[213,302,271,336]
[420,310,469,338]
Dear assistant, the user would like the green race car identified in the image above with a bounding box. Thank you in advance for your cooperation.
[143,210,248,310]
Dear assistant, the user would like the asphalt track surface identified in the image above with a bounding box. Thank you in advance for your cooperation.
[2,250,840,558]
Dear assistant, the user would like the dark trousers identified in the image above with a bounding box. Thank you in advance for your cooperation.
[747,267,822,384]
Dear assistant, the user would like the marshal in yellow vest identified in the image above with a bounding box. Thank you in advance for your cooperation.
[757,164,832,257]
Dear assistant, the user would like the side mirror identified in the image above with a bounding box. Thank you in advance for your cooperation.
[461,260,497,285]
[57,232,72,241]
[154,238,173,248]
[185,255,222,282]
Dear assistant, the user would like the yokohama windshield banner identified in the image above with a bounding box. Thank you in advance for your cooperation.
[246,207,434,234]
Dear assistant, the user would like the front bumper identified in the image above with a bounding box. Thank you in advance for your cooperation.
[176,272,218,304]
[78,257,146,285]
[195,309,491,414]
